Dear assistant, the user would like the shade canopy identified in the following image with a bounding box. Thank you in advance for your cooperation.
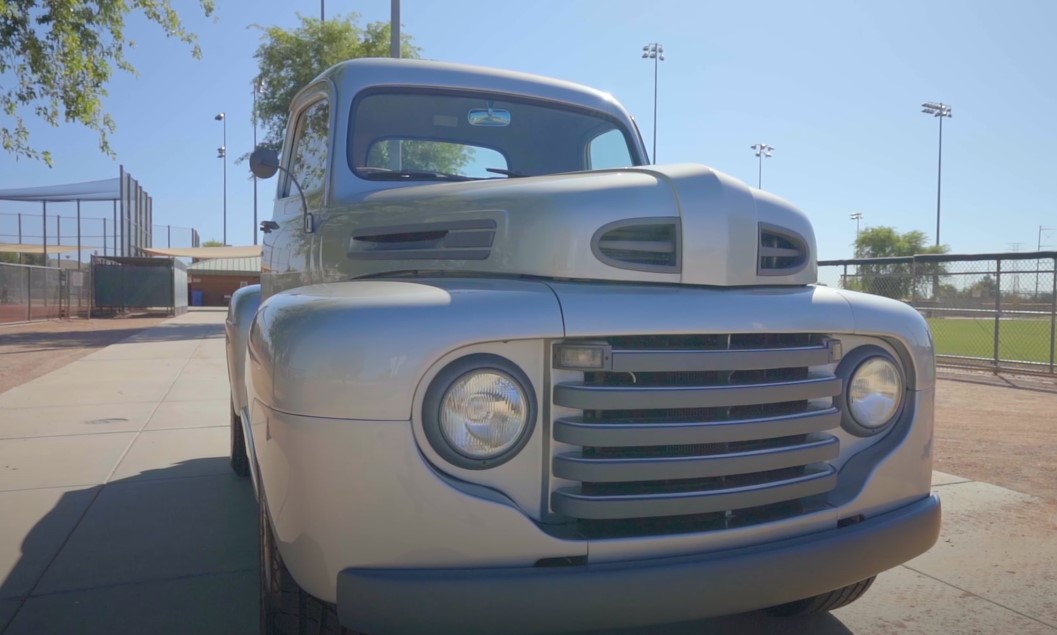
[0,178,121,202]
[0,243,80,254]
[141,245,262,259]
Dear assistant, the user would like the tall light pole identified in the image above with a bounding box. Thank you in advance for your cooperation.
[215,112,227,245]
[642,43,664,164]
[921,101,952,246]
[850,212,863,245]
[750,143,774,189]
[391,0,401,58]
[252,79,265,246]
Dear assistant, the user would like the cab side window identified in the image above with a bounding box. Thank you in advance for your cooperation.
[286,99,330,197]
[588,128,634,170]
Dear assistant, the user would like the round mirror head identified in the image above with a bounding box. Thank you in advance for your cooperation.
[249,147,280,179]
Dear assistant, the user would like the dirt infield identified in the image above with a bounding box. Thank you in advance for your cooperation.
[0,316,169,395]
[0,303,62,323]
[933,374,1057,502]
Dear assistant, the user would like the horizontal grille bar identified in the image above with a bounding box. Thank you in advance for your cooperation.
[554,406,840,447]
[551,464,836,520]
[759,246,802,258]
[553,433,838,482]
[553,376,841,411]
[610,344,833,373]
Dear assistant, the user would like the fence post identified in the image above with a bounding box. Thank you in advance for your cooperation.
[1050,256,1056,374]
[993,258,1002,373]
[910,259,919,305]
[25,267,31,321]
[842,264,847,288]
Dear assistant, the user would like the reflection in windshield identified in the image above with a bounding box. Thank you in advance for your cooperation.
[350,91,639,181]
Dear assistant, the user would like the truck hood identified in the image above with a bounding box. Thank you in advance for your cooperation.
[317,164,817,287]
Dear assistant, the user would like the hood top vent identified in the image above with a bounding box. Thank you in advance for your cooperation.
[591,218,681,274]
[758,223,808,275]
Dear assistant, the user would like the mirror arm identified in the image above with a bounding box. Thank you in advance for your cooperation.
[274,164,314,233]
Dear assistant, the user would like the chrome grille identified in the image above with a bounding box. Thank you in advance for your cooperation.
[551,333,842,536]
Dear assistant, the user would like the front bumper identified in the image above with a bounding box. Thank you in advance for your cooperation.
[338,493,940,635]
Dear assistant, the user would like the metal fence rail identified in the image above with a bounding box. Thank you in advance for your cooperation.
[820,251,1057,375]
[0,262,92,324]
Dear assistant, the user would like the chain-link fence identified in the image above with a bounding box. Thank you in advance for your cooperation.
[0,211,200,267]
[820,252,1057,375]
[0,263,94,323]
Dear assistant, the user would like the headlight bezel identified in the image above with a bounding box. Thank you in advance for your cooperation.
[836,345,907,437]
[422,353,537,470]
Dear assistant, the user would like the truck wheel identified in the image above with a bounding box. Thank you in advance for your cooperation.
[230,404,250,478]
[259,496,356,635]
[766,576,876,616]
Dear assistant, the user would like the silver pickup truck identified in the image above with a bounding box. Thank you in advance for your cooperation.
[226,58,941,635]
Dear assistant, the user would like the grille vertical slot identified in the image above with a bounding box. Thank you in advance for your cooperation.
[758,224,808,275]
[591,218,680,273]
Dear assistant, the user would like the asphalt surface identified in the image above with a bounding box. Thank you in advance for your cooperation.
[1,309,1054,634]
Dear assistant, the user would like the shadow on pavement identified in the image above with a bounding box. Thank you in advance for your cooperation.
[0,457,257,635]
[1,455,853,635]
[0,322,224,352]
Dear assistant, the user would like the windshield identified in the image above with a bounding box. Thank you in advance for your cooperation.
[348,90,641,181]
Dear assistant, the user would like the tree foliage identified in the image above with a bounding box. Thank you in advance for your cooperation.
[252,14,419,151]
[0,252,43,265]
[202,239,224,247]
[0,0,215,165]
[847,226,949,300]
[252,14,472,176]
[853,227,944,260]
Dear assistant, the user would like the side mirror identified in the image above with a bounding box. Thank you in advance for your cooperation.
[249,146,315,234]
[249,147,280,179]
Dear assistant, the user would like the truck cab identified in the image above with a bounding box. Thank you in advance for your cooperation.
[226,58,940,635]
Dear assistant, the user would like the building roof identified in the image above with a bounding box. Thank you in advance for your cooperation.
[187,256,261,275]
[0,177,122,202]
[0,243,80,254]
[143,245,261,259]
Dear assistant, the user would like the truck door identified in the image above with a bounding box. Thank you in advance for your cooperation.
[264,94,331,295]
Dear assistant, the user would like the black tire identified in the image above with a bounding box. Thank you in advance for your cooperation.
[766,576,877,616]
[230,404,250,478]
[259,495,356,635]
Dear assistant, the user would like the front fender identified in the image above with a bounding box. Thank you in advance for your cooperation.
[225,283,262,414]
[246,277,565,420]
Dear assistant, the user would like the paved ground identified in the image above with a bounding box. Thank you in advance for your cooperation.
[1,309,1055,634]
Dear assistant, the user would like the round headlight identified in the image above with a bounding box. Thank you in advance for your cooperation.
[440,370,528,459]
[423,354,537,469]
[847,356,903,430]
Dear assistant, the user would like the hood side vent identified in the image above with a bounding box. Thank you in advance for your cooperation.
[348,219,496,261]
[758,223,808,275]
[592,218,681,273]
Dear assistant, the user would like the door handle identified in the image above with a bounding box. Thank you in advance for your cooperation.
[259,220,280,233]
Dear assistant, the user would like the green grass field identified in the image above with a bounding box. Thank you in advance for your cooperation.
[927,317,1056,364]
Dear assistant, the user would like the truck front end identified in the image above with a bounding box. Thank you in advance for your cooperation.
[242,59,940,635]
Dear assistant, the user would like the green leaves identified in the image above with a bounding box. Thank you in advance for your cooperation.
[851,226,950,300]
[252,13,420,152]
[0,0,214,166]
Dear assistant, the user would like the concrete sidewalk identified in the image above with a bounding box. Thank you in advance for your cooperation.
[0,310,256,635]
[1,310,1055,634]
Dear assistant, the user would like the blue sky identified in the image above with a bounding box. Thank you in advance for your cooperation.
[2,0,1056,259]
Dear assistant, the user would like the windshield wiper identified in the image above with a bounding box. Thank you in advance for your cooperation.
[486,167,528,178]
[363,169,475,182]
